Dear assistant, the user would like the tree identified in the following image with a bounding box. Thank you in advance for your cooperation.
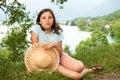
[0,0,34,62]
[75,38,93,53]
[91,30,109,47]
[75,30,109,54]
[51,0,67,8]
[0,0,33,24]
[76,18,87,30]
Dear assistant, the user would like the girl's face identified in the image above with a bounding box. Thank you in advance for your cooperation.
[39,11,54,31]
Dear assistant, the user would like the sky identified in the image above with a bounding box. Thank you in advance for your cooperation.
[0,0,120,21]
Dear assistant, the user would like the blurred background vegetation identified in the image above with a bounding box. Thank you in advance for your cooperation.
[0,0,120,80]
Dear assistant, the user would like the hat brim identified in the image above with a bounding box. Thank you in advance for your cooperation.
[24,43,60,72]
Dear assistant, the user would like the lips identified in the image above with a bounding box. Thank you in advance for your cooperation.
[46,23,52,26]
[46,23,50,25]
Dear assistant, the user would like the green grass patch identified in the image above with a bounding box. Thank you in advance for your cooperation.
[0,44,120,80]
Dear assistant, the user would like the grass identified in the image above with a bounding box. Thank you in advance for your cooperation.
[0,44,120,80]
[74,44,120,79]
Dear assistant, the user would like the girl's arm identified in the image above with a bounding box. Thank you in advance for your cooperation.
[31,32,39,44]
[54,41,63,57]
[31,32,63,56]
[41,41,63,56]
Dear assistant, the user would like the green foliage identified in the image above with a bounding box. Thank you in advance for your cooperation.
[51,0,67,9]
[0,58,14,80]
[91,30,109,46]
[110,21,120,43]
[0,0,32,25]
[65,20,76,26]
[90,20,103,31]
[0,48,11,59]
[76,18,88,30]
[1,26,28,61]
[105,10,120,21]
[75,39,93,53]
[0,44,120,80]
[0,58,68,80]
[51,0,67,4]
[6,2,29,24]
[75,30,109,53]
[74,10,120,35]
[74,45,120,74]
[0,0,34,62]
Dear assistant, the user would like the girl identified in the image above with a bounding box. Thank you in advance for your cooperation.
[30,8,102,80]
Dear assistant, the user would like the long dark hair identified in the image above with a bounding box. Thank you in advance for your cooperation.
[36,8,63,34]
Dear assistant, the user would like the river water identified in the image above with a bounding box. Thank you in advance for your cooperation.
[60,25,114,52]
[0,25,114,52]
[61,25,91,52]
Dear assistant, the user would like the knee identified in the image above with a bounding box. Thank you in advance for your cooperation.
[79,61,84,69]
[73,61,84,72]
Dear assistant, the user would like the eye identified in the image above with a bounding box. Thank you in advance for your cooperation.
[48,16,53,19]
[41,17,46,19]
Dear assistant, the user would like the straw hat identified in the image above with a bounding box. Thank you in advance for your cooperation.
[24,43,59,72]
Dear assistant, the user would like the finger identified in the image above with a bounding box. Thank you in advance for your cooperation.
[41,43,46,48]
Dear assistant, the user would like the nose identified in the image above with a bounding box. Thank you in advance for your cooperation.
[46,18,49,22]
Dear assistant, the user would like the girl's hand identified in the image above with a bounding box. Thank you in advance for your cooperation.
[42,42,56,49]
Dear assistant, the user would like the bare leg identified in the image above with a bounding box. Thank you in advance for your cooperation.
[60,54,84,72]
[57,65,93,80]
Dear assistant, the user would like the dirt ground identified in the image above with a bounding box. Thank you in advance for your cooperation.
[85,72,120,80]
[96,72,120,80]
